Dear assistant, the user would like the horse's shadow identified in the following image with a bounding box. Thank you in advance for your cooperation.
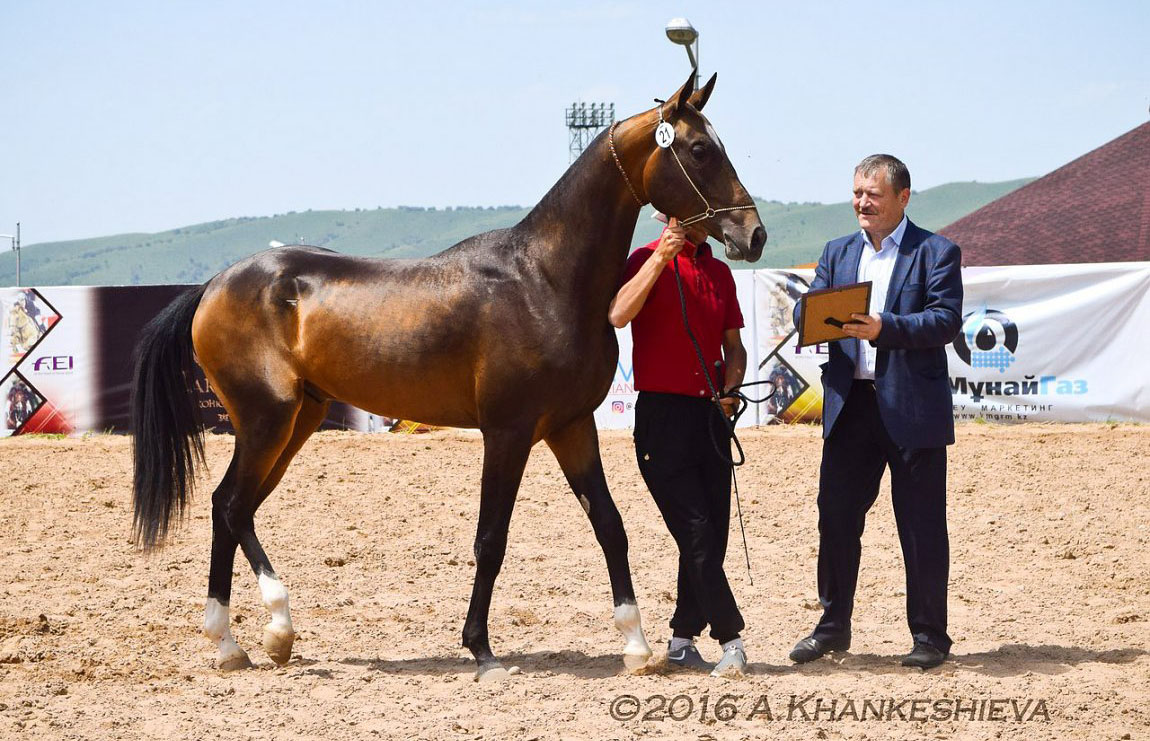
[763,644,1148,678]
[298,643,1146,680]
[335,650,627,680]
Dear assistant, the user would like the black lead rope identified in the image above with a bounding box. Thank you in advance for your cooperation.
[670,255,775,585]
[669,255,775,464]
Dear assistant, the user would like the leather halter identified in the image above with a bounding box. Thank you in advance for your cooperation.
[608,109,757,226]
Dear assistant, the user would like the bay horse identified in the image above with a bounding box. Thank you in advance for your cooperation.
[131,71,766,680]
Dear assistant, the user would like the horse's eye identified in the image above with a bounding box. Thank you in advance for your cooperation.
[690,143,707,159]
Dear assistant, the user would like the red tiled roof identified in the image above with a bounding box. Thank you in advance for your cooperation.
[939,121,1150,266]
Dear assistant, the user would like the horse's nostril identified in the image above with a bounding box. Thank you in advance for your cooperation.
[751,226,767,254]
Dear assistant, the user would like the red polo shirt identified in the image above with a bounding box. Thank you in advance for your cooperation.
[622,238,744,398]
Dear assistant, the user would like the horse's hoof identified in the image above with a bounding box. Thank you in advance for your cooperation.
[262,625,295,665]
[623,649,653,671]
[218,652,253,672]
[474,663,520,683]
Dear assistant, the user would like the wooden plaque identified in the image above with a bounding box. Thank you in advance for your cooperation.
[796,282,873,348]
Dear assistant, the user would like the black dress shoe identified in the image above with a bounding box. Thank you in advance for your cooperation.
[900,642,947,669]
[788,635,851,664]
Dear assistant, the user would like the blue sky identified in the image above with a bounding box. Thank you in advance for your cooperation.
[1,0,1147,244]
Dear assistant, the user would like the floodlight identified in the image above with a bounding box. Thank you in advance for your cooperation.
[665,18,697,46]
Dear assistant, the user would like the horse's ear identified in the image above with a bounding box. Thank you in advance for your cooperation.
[688,72,717,111]
[665,70,697,118]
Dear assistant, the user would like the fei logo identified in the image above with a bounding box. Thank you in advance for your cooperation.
[952,309,1018,374]
[611,401,625,414]
[32,355,75,373]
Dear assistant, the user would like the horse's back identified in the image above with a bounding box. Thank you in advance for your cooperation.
[190,236,615,432]
[191,243,513,426]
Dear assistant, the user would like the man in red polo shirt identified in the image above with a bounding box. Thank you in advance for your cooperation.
[608,216,748,677]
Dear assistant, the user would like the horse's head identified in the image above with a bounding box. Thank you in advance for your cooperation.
[635,72,766,262]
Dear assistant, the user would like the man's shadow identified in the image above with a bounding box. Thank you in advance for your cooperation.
[750,644,1148,678]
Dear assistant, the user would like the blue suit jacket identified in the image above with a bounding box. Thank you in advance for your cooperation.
[795,220,963,449]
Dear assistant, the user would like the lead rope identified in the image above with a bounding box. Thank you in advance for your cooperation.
[670,256,775,586]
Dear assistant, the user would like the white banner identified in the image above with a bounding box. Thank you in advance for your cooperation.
[748,262,1150,425]
[6,263,1146,437]
[2,287,97,436]
[949,262,1150,423]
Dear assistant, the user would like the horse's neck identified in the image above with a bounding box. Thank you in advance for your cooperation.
[517,134,643,313]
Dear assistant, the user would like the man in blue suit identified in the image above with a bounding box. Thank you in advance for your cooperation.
[789,154,963,670]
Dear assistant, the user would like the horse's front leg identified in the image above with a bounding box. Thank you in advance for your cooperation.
[546,415,652,669]
[462,426,534,682]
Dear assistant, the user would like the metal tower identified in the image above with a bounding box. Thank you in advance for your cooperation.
[565,102,615,163]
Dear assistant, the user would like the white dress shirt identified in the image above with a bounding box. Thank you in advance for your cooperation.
[854,215,907,380]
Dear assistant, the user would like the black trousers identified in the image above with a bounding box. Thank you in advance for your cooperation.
[634,391,745,643]
[813,379,952,653]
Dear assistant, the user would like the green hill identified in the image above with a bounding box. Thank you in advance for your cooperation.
[748,178,1033,268]
[0,179,1030,286]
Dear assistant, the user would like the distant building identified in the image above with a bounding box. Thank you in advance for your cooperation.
[940,121,1150,266]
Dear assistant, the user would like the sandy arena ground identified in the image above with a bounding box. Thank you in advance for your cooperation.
[1,424,1147,740]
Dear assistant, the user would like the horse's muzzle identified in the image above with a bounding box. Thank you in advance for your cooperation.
[723,224,767,263]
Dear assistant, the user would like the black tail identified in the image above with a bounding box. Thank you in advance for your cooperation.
[131,284,209,551]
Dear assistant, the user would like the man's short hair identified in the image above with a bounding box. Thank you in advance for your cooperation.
[855,154,911,193]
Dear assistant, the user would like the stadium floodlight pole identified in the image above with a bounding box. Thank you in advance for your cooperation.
[665,17,700,89]
[0,223,17,286]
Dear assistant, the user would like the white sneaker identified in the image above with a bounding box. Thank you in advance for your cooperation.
[710,645,747,677]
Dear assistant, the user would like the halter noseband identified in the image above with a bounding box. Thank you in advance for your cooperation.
[608,104,758,226]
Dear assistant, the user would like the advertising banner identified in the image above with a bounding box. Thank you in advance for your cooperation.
[751,268,822,425]
[948,263,1150,422]
[2,285,368,436]
[2,287,95,437]
[751,262,1150,425]
[4,263,1146,437]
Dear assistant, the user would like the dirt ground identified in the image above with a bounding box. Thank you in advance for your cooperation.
[1,424,1147,740]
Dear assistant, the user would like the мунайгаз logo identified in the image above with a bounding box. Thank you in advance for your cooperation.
[953,309,1018,373]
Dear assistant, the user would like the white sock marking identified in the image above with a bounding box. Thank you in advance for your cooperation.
[203,598,246,662]
[258,572,293,632]
[614,602,652,659]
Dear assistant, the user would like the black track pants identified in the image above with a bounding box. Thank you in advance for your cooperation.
[634,391,745,643]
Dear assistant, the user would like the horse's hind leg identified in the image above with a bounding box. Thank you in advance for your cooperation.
[202,387,320,670]
[247,396,329,664]
[204,460,251,671]
[203,393,298,669]
[232,395,329,666]
[462,426,534,682]
[545,415,652,669]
